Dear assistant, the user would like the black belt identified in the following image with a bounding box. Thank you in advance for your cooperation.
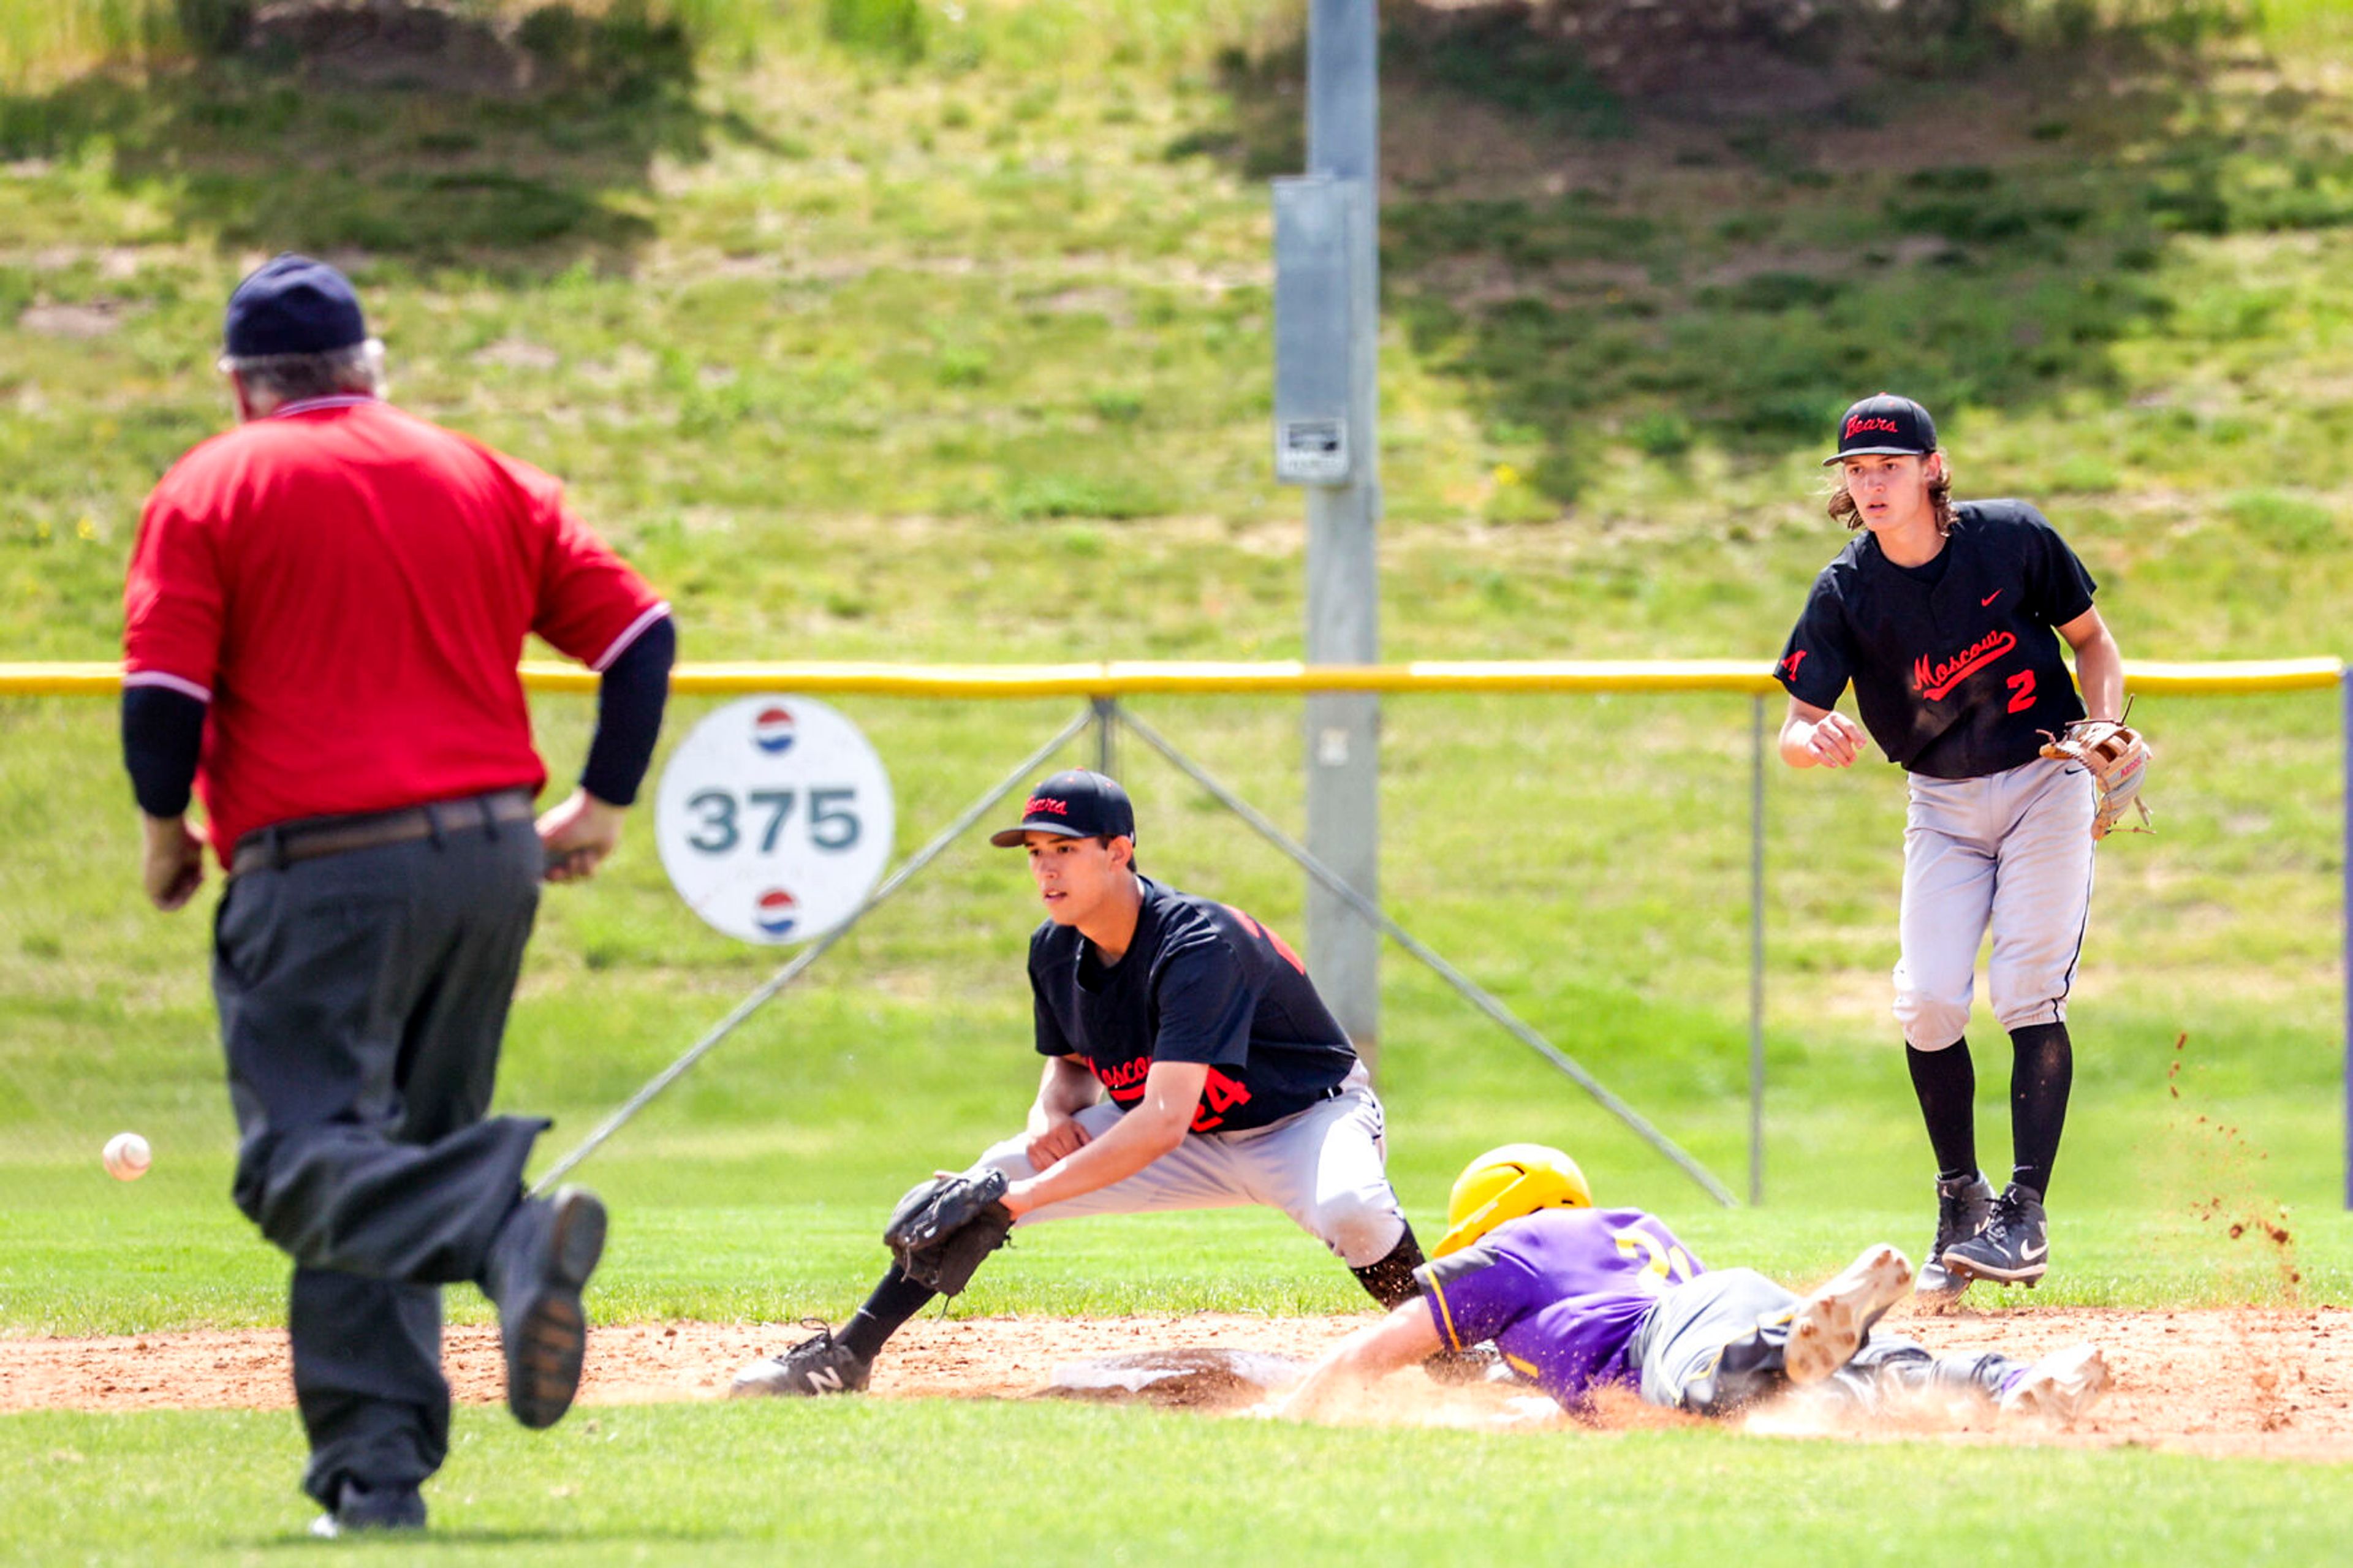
[230,789,536,877]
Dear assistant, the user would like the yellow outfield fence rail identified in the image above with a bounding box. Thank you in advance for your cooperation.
[1,656,2344,699]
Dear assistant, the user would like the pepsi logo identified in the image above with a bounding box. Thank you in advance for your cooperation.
[755,887,798,937]
[751,706,797,755]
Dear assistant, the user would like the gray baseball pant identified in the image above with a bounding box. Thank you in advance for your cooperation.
[1894,756,2096,1051]
[1627,1268,2020,1415]
[968,1062,1408,1268]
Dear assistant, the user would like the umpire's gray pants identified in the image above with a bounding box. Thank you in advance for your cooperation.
[213,812,547,1507]
[968,1064,1408,1268]
[1625,1268,2018,1415]
[1895,756,2096,1050]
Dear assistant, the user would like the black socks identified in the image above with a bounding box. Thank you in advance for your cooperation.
[839,1265,938,1361]
[1906,1039,1979,1181]
[1351,1222,1428,1310]
[2007,1021,2073,1200]
[1908,1025,2072,1199]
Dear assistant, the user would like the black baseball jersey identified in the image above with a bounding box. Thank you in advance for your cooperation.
[1028,876,1357,1134]
[1775,501,2097,779]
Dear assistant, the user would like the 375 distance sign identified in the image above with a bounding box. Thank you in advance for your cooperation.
[654,695,895,945]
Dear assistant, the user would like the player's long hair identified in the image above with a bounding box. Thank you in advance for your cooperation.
[1826,456,1955,536]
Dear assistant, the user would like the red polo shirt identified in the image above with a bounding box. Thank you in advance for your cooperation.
[123,396,666,864]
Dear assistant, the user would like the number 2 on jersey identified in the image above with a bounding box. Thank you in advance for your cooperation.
[2006,670,2036,713]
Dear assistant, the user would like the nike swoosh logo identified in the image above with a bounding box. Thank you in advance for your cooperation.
[2021,1240,2048,1262]
[1982,591,2003,607]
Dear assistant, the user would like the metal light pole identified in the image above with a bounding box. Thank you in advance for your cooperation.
[1274,0,1382,1060]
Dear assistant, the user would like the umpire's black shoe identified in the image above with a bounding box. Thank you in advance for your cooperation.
[309,1480,426,1539]
[730,1324,872,1398]
[483,1186,608,1430]
[1916,1172,1997,1304]
[1939,1184,2049,1287]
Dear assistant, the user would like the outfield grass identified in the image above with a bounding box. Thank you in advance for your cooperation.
[3,2,2352,1559]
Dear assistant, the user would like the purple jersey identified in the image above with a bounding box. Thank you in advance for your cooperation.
[1414,1208,1706,1409]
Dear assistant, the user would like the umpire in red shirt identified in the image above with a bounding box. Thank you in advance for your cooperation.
[119,256,674,1537]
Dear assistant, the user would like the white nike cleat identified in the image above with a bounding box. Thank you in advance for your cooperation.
[1999,1343,2110,1423]
[1786,1244,1915,1386]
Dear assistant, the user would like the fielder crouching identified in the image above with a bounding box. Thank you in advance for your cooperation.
[1275,1144,2110,1427]
[733,770,1438,1398]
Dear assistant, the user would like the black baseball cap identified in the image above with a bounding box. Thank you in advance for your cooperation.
[1824,393,1938,466]
[224,254,368,357]
[989,769,1137,847]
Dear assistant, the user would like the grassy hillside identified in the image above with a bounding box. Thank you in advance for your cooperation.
[1,0,2348,1255]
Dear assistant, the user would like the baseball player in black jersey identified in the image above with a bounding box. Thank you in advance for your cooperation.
[1775,395,2139,1299]
[730,770,1434,1396]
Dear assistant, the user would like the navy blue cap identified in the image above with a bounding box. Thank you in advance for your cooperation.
[223,254,367,357]
[1824,393,1938,465]
[989,770,1137,847]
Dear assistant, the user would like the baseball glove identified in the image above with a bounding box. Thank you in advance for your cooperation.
[884,1168,1015,1297]
[2040,719,2153,840]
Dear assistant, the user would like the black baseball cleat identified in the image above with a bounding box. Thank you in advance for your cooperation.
[730,1324,873,1398]
[482,1186,608,1430]
[1939,1184,2049,1287]
[1916,1172,1997,1304]
[309,1480,426,1539]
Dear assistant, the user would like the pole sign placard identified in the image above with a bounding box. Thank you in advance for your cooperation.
[654,695,894,944]
[1272,174,1362,487]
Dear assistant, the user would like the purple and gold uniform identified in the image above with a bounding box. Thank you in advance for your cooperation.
[1416,1208,1702,1409]
[1414,1205,2055,1418]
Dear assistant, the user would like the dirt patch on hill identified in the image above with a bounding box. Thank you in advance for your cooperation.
[6,1305,2352,1460]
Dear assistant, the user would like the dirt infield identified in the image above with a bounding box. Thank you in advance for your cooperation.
[6,1305,2350,1461]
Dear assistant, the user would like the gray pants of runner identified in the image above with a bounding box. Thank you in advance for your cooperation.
[1626,1268,2016,1416]
[212,811,547,1507]
[1895,756,2096,1051]
[968,1062,1408,1268]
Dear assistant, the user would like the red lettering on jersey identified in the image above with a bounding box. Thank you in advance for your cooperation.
[1222,904,1309,974]
[1778,649,1809,681]
[1911,629,2017,702]
[1093,1055,1153,1102]
[2006,669,2037,713]
[1190,1068,1254,1133]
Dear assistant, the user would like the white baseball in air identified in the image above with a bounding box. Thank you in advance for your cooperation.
[654,695,895,946]
[103,1131,151,1182]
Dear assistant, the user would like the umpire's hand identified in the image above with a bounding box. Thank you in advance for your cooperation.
[139,813,207,912]
[538,789,626,883]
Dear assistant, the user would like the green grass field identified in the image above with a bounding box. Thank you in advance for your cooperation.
[5,0,2353,1559]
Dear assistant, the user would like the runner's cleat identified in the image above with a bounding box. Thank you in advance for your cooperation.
[1999,1343,2110,1423]
[1786,1244,1915,1385]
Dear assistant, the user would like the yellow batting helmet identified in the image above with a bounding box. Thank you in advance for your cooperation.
[1434,1143,1593,1257]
